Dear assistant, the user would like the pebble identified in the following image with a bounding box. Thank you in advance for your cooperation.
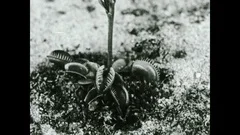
[176,80,181,86]
[195,72,201,79]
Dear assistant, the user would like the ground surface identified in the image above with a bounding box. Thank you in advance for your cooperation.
[30,0,210,134]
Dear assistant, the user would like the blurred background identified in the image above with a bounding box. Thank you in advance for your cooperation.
[30,0,209,72]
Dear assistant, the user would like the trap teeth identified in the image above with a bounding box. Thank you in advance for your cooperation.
[96,65,104,91]
[96,65,115,92]
[141,58,155,65]
[47,50,73,65]
[65,62,89,77]
[153,63,161,78]
[104,67,115,92]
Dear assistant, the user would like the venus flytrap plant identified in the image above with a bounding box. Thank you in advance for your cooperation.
[30,1,210,134]
[43,0,164,130]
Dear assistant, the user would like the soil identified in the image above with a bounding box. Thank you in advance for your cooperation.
[30,0,209,134]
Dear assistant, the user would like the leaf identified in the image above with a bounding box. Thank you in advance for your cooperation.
[84,88,102,111]
[104,67,115,92]
[96,65,104,91]
[113,72,124,85]
[110,85,129,118]
[112,59,127,72]
[47,50,72,65]
[85,61,99,72]
[64,62,89,78]
[76,87,86,100]
[78,79,94,85]
[84,61,99,79]
[131,59,160,83]
[96,65,115,92]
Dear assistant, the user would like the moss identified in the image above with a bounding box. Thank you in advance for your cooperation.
[30,121,42,135]
[30,38,209,134]
[121,8,150,16]
[173,50,187,59]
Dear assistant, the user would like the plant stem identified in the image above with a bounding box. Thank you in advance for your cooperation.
[107,1,115,70]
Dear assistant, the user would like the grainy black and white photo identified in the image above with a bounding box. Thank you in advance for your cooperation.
[30,0,210,134]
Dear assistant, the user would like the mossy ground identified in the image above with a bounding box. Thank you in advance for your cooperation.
[30,0,209,134]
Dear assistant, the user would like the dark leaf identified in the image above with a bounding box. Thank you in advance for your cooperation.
[47,50,73,65]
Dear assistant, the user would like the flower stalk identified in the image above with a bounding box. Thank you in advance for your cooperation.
[107,1,115,69]
[99,0,116,70]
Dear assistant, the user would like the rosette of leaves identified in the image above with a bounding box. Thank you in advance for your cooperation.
[47,49,163,118]
[30,46,176,133]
